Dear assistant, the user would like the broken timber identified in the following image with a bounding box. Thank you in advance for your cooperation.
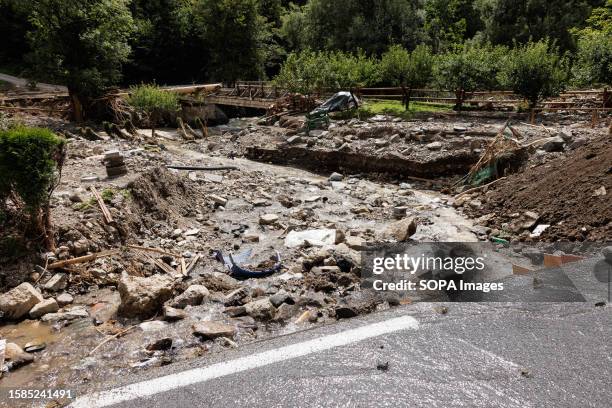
[90,186,114,224]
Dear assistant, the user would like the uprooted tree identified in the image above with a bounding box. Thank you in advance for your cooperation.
[26,0,134,121]
[0,126,66,251]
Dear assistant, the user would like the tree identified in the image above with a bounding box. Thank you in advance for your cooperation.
[475,0,599,51]
[0,0,32,71]
[498,40,569,108]
[280,3,308,52]
[570,0,612,86]
[126,0,204,85]
[196,0,266,82]
[379,45,434,109]
[433,43,507,108]
[299,0,426,55]
[425,0,483,52]
[572,33,612,86]
[273,50,377,94]
[27,0,134,121]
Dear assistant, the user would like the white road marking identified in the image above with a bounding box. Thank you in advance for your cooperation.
[71,315,419,408]
[452,337,520,369]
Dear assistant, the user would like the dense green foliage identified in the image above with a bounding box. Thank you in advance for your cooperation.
[1,0,609,93]
[196,0,267,82]
[273,50,377,94]
[0,126,65,215]
[498,41,569,108]
[26,0,134,99]
[571,1,612,86]
[433,43,508,92]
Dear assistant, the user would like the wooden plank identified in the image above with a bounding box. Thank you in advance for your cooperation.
[90,186,114,224]
[48,250,120,270]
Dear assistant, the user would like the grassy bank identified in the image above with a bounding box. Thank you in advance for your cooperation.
[334,99,453,120]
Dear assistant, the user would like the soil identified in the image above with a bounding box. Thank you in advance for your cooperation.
[466,134,612,241]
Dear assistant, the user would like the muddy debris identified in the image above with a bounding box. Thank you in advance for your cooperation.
[0,108,608,393]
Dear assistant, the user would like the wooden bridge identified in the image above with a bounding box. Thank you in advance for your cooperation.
[204,81,290,109]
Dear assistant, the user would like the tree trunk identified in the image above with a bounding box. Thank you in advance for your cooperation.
[70,90,84,122]
[42,204,55,251]
[455,88,464,112]
[406,88,412,111]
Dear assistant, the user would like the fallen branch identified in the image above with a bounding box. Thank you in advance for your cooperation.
[180,257,187,276]
[48,250,120,270]
[176,117,194,141]
[186,254,201,274]
[89,325,137,355]
[454,177,507,199]
[166,165,239,171]
[90,186,114,224]
[139,251,180,277]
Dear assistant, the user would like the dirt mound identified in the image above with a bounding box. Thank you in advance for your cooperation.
[128,167,197,227]
[470,134,611,241]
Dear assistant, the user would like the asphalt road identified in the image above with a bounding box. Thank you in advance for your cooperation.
[69,297,611,408]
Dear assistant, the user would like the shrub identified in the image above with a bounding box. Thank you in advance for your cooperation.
[498,40,569,108]
[572,32,612,87]
[127,84,180,113]
[0,126,65,248]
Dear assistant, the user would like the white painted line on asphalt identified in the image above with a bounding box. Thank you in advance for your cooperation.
[71,315,419,408]
[452,337,520,369]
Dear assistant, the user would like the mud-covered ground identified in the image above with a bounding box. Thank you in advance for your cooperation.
[0,109,609,405]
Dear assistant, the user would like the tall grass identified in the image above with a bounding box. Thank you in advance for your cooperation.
[127,84,179,113]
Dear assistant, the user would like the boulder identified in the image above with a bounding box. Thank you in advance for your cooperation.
[541,136,565,152]
[329,172,344,181]
[29,298,59,319]
[426,141,442,150]
[197,272,240,291]
[244,297,275,320]
[385,217,417,242]
[40,306,89,322]
[0,283,44,320]
[56,293,74,307]
[118,273,175,318]
[44,273,68,291]
[163,305,187,321]
[259,214,279,225]
[269,290,292,307]
[224,287,249,306]
[192,321,236,340]
[273,303,301,322]
[335,292,379,319]
[284,229,337,248]
[169,285,210,309]
[4,342,34,369]
[345,236,366,250]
